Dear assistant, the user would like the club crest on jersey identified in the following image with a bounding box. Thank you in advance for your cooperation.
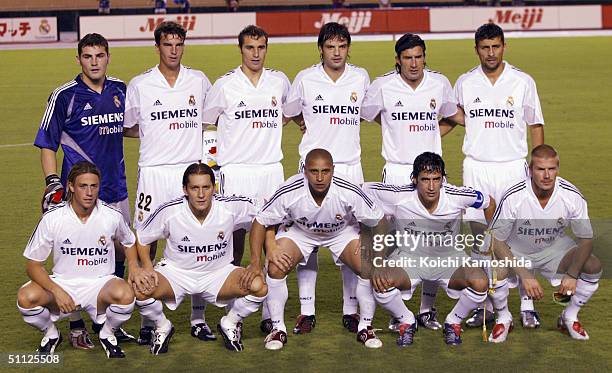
[444,222,452,231]
[98,235,107,246]
[217,231,225,241]
[271,96,277,107]
[506,96,514,107]
[335,214,343,221]
[189,95,196,106]
[350,92,358,103]
[113,95,121,108]
[138,211,144,222]
[430,98,437,110]
[557,217,565,226]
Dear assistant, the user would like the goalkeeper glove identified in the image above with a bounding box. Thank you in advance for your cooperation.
[41,174,64,213]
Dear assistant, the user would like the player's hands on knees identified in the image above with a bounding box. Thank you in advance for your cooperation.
[558,275,577,297]
[371,268,393,293]
[267,244,293,274]
[521,277,544,300]
[129,267,157,295]
[240,263,263,291]
[50,286,77,313]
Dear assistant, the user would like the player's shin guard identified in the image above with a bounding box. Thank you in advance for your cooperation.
[18,305,58,338]
[297,253,318,316]
[373,288,415,326]
[136,298,169,329]
[446,288,488,325]
[490,279,512,323]
[190,295,207,327]
[100,301,135,339]
[356,276,375,331]
[563,271,601,321]
[419,280,439,314]
[226,295,266,326]
[266,274,288,333]
[341,265,358,315]
[519,281,534,311]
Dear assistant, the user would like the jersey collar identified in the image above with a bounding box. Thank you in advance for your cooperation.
[154,64,185,89]
[477,60,511,87]
[526,176,559,210]
[67,199,100,225]
[183,195,215,226]
[75,74,109,95]
[303,174,335,208]
[318,62,350,85]
[237,65,267,89]
[395,69,429,92]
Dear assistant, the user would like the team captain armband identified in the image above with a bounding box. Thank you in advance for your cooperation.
[470,190,486,209]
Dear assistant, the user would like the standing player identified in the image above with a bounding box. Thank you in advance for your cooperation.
[132,163,267,353]
[487,145,601,342]
[364,152,497,345]
[34,33,133,349]
[361,33,462,330]
[282,22,370,333]
[202,25,290,263]
[123,21,214,344]
[251,149,401,349]
[453,23,544,328]
[17,162,136,358]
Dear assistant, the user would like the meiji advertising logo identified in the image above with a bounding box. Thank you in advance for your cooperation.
[489,8,543,30]
[139,15,196,33]
[314,11,372,33]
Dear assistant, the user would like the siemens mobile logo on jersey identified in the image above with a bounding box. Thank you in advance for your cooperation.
[313,105,360,126]
[234,109,279,120]
[517,226,564,244]
[392,111,437,132]
[81,113,123,126]
[469,108,516,129]
[178,241,229,254]
[60,247,109,266]
[151,108,199,121]
[297,219,345,233]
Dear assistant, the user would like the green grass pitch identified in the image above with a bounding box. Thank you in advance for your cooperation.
[1,36,611,372]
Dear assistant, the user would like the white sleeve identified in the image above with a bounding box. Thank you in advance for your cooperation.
[490,194,516,242]
[23,216,53,262]
[439,76,458,118]
[124,81,140,128]
[362,183,397,216]
[570,196,593,239]
[524,76,544,125]
[256,189,290,227]
[137,206,170,246]
[283,73,304,117]
[231,198,257,232]
[202,81,227,125]
[453,75,465,109]
[361,79,384,122]
[281,73,291,104]
[346,184,384,227]
[201,74,212,114]
[115,216,136,247]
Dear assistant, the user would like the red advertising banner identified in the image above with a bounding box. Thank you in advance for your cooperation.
[603,5,612,29]
[256,9,429,36]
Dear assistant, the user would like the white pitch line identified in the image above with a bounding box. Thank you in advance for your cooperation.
[0,143,31,149]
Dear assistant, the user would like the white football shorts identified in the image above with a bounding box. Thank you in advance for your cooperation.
[219,162,284,207]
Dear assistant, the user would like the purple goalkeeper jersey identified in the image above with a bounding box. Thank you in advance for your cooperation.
[34,74,128,203]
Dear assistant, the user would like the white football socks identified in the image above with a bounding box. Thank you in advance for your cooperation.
[563,271,601,321]
[266,274,288,333]
[446,287,488,325]
[100,300,135,339]
[18,305,58,338]
[490,278,512,323]
[190,295,208,326]
[419,280,439,314]
[341,265,359,315]
[356,276,375,331]
[136,298,169,330]
[297,252,318,316]
[374,287,415,325]
[225,295,266,327]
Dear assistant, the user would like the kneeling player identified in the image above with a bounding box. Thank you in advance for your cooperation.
[364,152,497,346]
[132,163,267,353]
[17,162,136,358]
[487,145,601,342]
[251,149,400,349]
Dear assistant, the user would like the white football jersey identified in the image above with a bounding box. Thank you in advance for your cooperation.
[257,174,383,239]
[202,67,290,166]
[283,63,370,164]
[23,201,135,279]
[364,182,488,256]
[454,62,544,162]
[125,65,212,167]
[490,177,592,256]
[137,195,256,271]
[362,70,457,164]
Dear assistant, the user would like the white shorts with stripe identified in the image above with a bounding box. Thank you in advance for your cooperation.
[463,157,528,223]
[219,162,284,206]
[299,159,364,185]
[134,163,191,229]
[27,274,120,324]
[155,258,238,309]
[382,162,412,185]
[275,223,360,266]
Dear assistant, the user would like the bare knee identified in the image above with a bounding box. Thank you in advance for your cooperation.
[582,255,602,274]
[110,282,135,304]
[467,269,488,292]
[250,276,268,298]
[17,285,43,308]
[267,262,287,279]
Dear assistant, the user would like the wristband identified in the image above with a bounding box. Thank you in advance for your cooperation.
[45,174,61,186]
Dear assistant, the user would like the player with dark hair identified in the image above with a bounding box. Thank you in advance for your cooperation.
[34,32,134,349]
[17,161,137,358]
[453,23,545,329]
[131,163,267,353]
[363,152,497,346]
[282,22,370,335]
[251,149,397,349]
[124,20,214,345]
[487,145,601,342]
[362,33,463,330]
